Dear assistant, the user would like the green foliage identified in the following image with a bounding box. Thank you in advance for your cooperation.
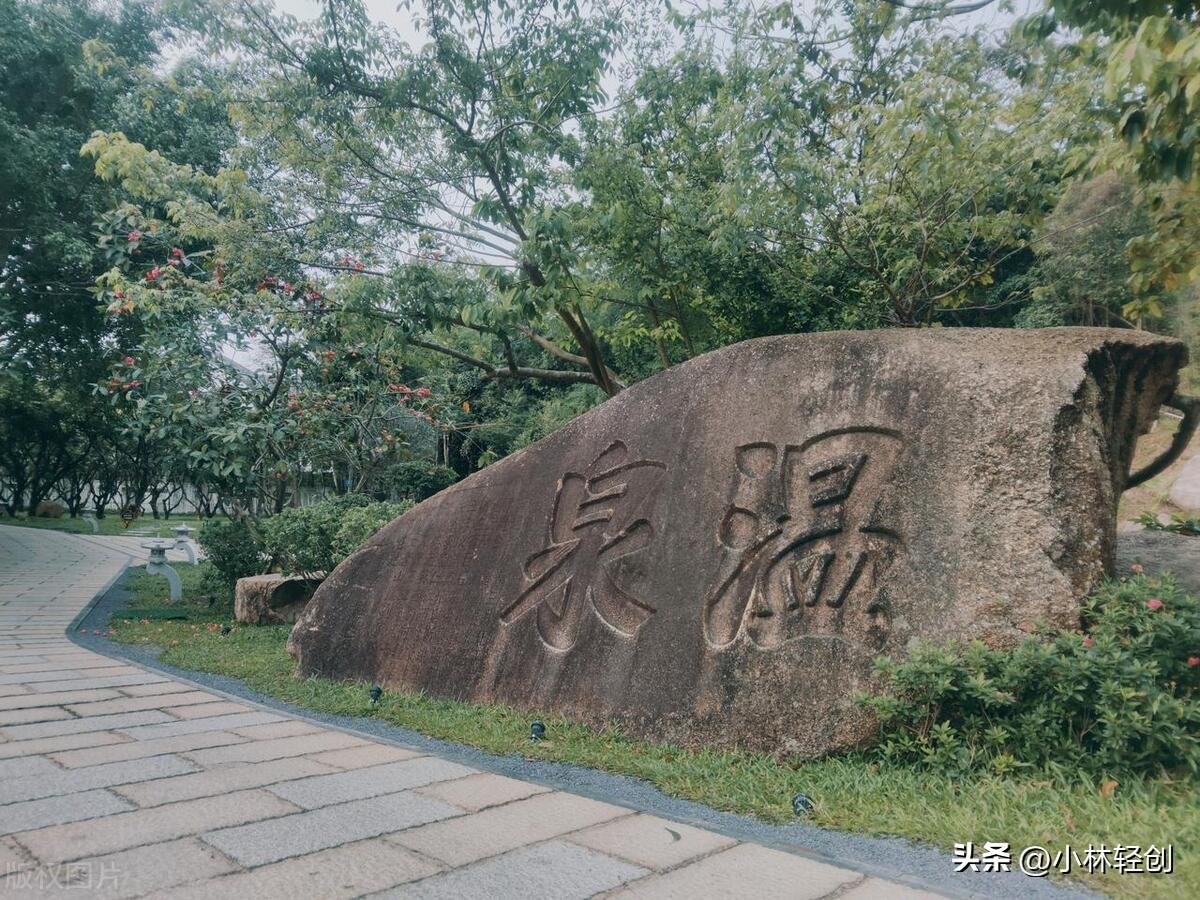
[860,576,1200,777]
[260,494,405,576]
[1136,512,1200,535]
[196,518,266,587]
[330,500,413,561]
[377,461,457,502]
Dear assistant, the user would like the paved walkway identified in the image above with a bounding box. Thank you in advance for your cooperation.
[0,525,940,899]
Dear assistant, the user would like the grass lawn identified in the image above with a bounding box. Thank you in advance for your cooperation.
[107,564,1198,900]
[3,512,213,536]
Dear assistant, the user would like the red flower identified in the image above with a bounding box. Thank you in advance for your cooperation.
[1188,657,1200,667]
[1082,636,1095,648]
[123,356,135,366]
[145,267,163,283]
[171,247,185,259]
[1147,598,1164,611]
[416,387,432,398]
[324,350,335,360]
[127,230,142,242]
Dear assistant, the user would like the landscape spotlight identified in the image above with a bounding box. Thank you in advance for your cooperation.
[529,721,546,742]
[791,793,814,816]
[369,684,383,704]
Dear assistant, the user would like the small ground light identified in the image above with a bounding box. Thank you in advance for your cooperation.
[792,793,814,816]
[369,684,383,704]
[219,624,231,635]
[529,721,546,742]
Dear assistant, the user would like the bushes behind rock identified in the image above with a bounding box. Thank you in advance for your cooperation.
[260,494,411,577]
[859,574,1200,777]
[197,518,267,587]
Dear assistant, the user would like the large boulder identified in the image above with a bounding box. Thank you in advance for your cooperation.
[235,574,322,625]
[289,328,1186,757]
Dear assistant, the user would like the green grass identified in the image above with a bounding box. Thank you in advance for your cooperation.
[2,512,212,536]
[108,564,1198,900]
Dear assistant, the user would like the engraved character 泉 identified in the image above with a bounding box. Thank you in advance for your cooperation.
[703,428,904,649]
[501,441,666,651]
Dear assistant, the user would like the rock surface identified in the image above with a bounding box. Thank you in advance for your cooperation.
[290,328,1185,757]
[1169,452,1200,510]
[1117,528,1200,595]
[236,574,322,625]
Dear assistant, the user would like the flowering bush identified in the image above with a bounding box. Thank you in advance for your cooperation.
[858,574,1200,777]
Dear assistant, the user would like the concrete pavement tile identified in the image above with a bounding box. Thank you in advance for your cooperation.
[49,731,248,769]
[0,789,134,835]
[0,710,175,741]
[229,720,322,740]
[202,791,461,867]
[836,877,946,899]
[414,772,550,812]
[389,791,630,867]
[606,843,861,899]
[387,840,646,900]
[0,755,61,780]
[165,701,253,719]
[305,743,421,770]
[13,788,300,864]
[116,711,284,741]
[64,691,221,717]
[567,813,736,870]
[0,753,198,804]
[0,707,73,726]
[21,674,166,692]
[0,688,120,711]
[1,838,238,899]
[114,757,338,807]
[185,731,365,765]
[0,731,129,760]
[268,757,476,810]
[117,683,201,698]
[148,838,441,900]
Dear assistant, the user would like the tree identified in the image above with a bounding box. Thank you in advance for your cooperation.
[160,0,631,394]
[0,0,234,513]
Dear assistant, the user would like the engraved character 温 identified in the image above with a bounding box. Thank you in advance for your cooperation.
[703,428,905,649]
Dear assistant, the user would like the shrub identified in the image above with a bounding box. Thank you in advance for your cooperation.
[858,575,1200,777]
[379,460,457,502]
[197,518,267,587]
[261,493,405,576]
[331,500,412,561]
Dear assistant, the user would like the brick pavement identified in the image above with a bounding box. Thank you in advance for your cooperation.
[0,524,944,898]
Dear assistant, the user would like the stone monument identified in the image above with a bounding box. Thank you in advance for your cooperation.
[289,328,1189,757]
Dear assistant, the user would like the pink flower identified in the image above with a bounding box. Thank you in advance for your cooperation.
[1082,637,1095,648]
[127,230,142,242]
[324,350,335,360]
[123,356,135,366]
[1188,656,1200,667]
[416,387,432,398]
[171,247,185,259]
[1130,563,1144,575]
[145,267,163,283]
[1147,598,1164,611]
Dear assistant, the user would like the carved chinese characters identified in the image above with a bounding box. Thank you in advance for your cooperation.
[289,328,1187,757]
[704,428,904,650]
[500,441,665,651]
